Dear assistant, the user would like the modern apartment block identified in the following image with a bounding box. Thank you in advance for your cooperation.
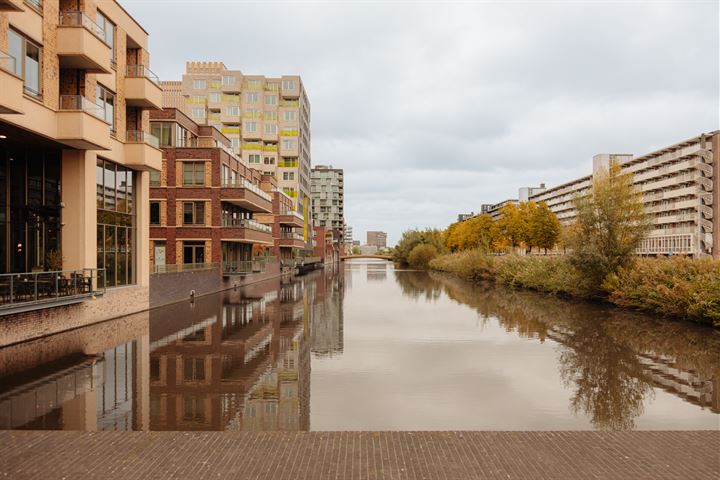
[366,231,387,249]
[0,0,161,319]
[148,108,275,274]
[529,132,720,257]
[255,179,306,263]
[159,62,312,227]
[481,185,546,220]
[310,165,344,231]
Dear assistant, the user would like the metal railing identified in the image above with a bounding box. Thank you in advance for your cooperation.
[153,262,218,274]
[0,268,104,309]
[221,178,272,202]
[0,50,16,75]
[59,95,105,119]
[280,231,305,241]
[224,258,267,275]
[59,11,107,43]
[25,0,43,10]
[126,130,160,148]
[126,64,160,85]
[221,218,272,233]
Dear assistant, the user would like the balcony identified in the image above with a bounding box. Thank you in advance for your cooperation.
[223,257,274,276]
[57,12,112,74]
[56,95,111,150]
[221,219,274,245]
[220,180,273,213]
[125,65,162,109]
[276,210,304,228]
[0,51,24,114]
[0,0,24,12]
[0,268,105,316]
[125,130,162,171]
[278,231,305,248]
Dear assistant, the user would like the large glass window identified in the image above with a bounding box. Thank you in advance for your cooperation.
[96,11,116,65]
[182,162,205,186]
[96,85,116,134]
[8,29,41,97]
[97,159,134,287]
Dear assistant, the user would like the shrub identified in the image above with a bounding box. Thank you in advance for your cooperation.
[407,244,439,270]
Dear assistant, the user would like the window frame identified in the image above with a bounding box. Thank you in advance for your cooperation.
[182,161,205,186]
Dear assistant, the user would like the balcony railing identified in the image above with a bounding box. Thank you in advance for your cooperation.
[0,268,105,314]
[126,130,160,148]
[222,218,272,233]
[59,11,107,43]
[59,95,105,119]
[153,262,218,274]
[280,231,304,241]
[126,64,160,85]
[221,178,272,202]
[0,50,16,75]
[224,256,276,275]
[25,0,43,11]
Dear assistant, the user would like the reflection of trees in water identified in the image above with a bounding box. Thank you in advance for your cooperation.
[394,271,443,302]
[427,271,720,430]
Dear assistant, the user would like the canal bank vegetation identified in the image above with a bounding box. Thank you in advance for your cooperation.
[429,164,720,326]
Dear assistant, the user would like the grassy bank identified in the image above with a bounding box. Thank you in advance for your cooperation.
[429,251,720,326]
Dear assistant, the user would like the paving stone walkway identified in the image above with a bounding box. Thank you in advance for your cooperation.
[0,430,718,479]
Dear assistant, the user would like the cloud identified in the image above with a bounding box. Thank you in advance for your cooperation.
[123,0,719,245]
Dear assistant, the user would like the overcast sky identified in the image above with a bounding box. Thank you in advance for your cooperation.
[123,0,719,246]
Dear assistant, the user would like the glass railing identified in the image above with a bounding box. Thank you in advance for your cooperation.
[24,0,43,11]
[221,178,272,202]
[280,231,304,241]
[0,268,105,310]
[59,95,105,119]
[0,50,16,75]
[153,262,218,274]
[126,130,160,148]
[126,65,160,85]
[279,99,299,107]
[222,218,272,233]
[59,11,107,43]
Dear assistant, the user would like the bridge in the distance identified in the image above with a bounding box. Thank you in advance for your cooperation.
[340,255,392,261]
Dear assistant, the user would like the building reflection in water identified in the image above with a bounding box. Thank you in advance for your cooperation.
[366,263,387,282]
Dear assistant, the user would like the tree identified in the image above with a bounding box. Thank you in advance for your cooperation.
[393,229,444,265]
[496,203,524,250]
[352,246,361,255]
[518,201,538,252]
[529,202,561,253]
[407,243,438,270]
[567,163,651,294]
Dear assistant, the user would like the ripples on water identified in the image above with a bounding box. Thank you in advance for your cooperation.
[0,260,718,431]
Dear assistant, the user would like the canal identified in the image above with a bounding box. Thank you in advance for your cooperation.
[0,260,718,431]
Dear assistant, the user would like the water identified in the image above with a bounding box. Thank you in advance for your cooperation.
[1,260,718,431]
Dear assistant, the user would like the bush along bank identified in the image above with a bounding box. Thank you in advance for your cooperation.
[429,251,720,326]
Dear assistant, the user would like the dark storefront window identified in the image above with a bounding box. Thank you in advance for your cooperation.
[182,241,205,264]
[0,147,61,274]
[97,158,134,287]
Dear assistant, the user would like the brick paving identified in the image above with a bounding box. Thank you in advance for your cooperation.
[0,430,718,479]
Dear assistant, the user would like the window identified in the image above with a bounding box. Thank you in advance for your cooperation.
[282,79,296,90]
[245,122,257,133]
[209,92,221,103]
[151,122,174,147]
[226,106,239,116]
[248,154,261,164]
[150,171,161,186]
[183,241,206,264]
[182,202,205,225]
[231,138,240,148]
[192,108,205,119]
[183,357,205,382]
[150,202,160,225]
[246,92,258,103]
[264,111,277,120]
[96,85,116,133]
[264,124,277,134]
[96,11,116,64]
[264,157,275,165]
[222,75,235,85]
[193,79,207,89]
[282,139,296,150]
[96,159,134,288]
[264,95,277,105]
[283,172,295,180]
[182,162,205,186]
[8,29,41,97]
[283,111,297,121]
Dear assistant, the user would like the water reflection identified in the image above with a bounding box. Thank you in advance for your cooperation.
[0,262,717,431]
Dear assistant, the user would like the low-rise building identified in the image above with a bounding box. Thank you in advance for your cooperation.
[149,108,274,274]
[366,231,387,248]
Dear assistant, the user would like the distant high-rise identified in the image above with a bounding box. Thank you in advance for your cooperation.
[311,165,344,231]
[367,231,387,248]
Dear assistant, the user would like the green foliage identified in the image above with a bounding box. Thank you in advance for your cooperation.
[407,243,439,270]
[606,257,720,326]
[568,163,651,294]
[393,228,444,265]
[351,246,361,255]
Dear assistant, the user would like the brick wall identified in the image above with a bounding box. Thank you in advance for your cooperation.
[149,267,223,309]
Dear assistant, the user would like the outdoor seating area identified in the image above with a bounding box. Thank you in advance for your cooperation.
[0,269,104,314]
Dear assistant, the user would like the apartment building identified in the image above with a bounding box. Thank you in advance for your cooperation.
[0,0,161,318]
[159,62,312,227]
[255,178,306,262]
[148,108,276,274]
[366,231,387,249]
[481,185,546,220]
[529,132,720,257]
[310,165,344,231]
